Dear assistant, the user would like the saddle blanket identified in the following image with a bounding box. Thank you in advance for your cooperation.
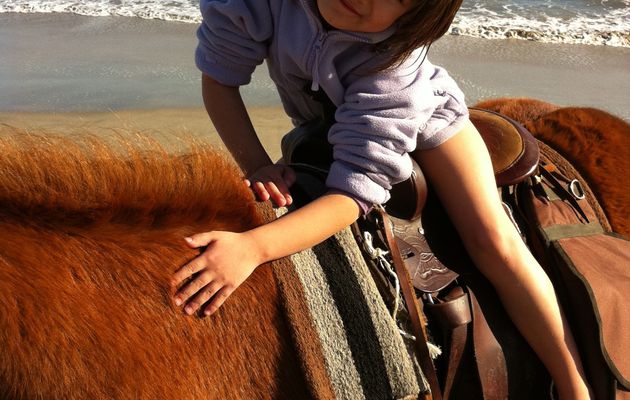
[268,205,425,400]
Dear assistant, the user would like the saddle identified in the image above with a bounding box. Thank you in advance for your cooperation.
[283,108,542,400]
[383,109,538,290]
[356,109,542,400]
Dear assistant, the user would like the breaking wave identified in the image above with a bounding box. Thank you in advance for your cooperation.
[1,0,629,47]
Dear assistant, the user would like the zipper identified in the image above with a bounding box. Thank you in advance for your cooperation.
[310,32,326,91]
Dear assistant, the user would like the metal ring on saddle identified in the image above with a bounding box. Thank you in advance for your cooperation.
[569,179,586,200]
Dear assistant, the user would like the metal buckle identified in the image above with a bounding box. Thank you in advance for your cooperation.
[568,179,585,200]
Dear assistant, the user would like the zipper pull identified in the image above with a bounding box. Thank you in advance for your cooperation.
[311,33,326,91]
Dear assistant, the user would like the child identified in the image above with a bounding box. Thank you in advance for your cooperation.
[171,0,592,398]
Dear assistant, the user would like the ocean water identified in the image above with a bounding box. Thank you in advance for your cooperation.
[1,0,629,48]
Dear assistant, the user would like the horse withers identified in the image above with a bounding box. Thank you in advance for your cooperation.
[0,131,423,400]
[0,133,311,399]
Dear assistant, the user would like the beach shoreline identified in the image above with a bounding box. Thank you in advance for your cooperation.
[0,107,292,161]
[1,11,629,158]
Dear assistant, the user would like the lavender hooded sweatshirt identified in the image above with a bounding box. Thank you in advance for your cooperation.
[195,0,469,209]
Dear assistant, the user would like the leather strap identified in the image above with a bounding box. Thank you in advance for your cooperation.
[376,207,442,400]
[444,324,468,399]
[469,289,509,400]
[426,287,472,399]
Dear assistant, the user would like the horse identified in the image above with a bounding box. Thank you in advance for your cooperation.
[474,98,630,236]
[1,99,627,399]
[0,132,313,399]
[0,131,422,400]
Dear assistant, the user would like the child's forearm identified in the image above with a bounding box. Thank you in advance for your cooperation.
[202,75,361,262]
[246,192,361,263]
[201,73,272,175]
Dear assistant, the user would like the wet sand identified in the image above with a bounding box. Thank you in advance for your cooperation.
[1,12,629,161]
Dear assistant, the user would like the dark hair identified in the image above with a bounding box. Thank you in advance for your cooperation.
[374,0,463,71]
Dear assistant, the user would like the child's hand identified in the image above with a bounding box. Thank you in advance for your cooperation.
[245,164,295,207]
[171,231,263,316]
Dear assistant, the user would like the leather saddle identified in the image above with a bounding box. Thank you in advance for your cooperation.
[386,108,539,292]
[283,109,540,290]
[283,108,542,400]
[372,109,542,400]
[386,107,539,222]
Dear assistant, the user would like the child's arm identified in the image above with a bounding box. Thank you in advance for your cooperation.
[171,74,360,316]
[202,73,270,175]
[202,73,295,206]
[171,192,360,316]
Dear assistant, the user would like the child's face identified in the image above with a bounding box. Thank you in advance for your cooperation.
[316,0,415,33]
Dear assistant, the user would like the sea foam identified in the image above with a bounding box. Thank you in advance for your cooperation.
[1,0,629,48]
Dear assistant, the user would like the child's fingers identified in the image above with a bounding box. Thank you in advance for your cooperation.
[174,271,213,306]
[270,178,290,198]
[250,178,292,206]
[204,286,234,316]
[184,232,216,248]
[171,258,206,288]
[264,181,287,207]
[267,177,293,206]
[253,181,270,201]
[183,281,222,315]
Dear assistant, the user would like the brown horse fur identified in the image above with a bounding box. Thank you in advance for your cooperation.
[473,97,560,124]
[0,132,311,399]
[474,98,630,237]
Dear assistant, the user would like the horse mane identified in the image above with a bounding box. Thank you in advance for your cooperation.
[0,130,260,231]
[0,130,310,399]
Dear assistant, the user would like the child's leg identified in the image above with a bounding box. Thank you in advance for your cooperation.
[411,121,592,400]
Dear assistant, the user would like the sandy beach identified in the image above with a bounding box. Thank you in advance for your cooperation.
[1,12,629,161]
[0,107,293,160]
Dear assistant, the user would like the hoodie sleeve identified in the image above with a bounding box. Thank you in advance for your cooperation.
[195,0,273,86]
[415,63,469,149]
[326,51,468,206]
